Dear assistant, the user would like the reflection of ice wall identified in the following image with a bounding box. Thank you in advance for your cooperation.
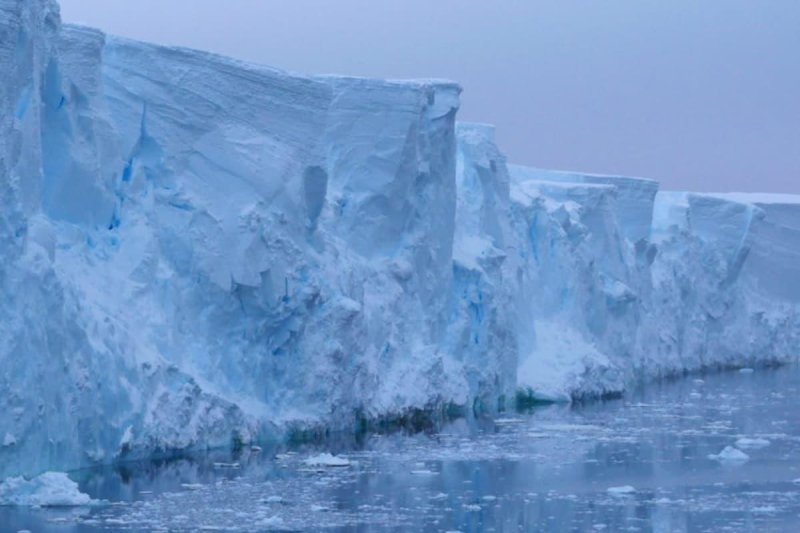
[2,0,800,480]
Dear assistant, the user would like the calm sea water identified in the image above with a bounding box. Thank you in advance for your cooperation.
[3,365,800,532]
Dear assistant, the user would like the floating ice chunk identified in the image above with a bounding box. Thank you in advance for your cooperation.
[735,437,770,450]
[752,505,777,513]
[494,418,525,425]
[739,368,755,374]
[0,472,95,507]
[708,446,750,463]
[257,515,284,527]
[2,433,16,447]
[303,453,351,467]
[212,462,241,469]
[606,485,636,496]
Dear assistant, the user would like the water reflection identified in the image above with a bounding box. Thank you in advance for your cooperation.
[4,365,800,532]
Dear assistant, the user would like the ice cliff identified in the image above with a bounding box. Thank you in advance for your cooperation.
[2,0,799,480]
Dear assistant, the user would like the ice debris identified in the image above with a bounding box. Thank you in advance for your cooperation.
[607,485,636,496]
[0,472,95,507]
[303,454,351,468]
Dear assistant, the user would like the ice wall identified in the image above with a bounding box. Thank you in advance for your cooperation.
[1,0,472,479]
[506,165,800,397]
[1,0,799,480]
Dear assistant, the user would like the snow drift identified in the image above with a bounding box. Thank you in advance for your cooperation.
[1,0,799,480]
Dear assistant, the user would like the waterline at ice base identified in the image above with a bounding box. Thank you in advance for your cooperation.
[2,0,800,486]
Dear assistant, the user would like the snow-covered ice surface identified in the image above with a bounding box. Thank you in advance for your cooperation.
[3,0,800,482]
[4,365,800,532]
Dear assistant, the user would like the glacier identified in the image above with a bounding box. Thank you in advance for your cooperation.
[1,0,799,481]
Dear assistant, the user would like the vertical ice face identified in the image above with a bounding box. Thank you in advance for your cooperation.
[507,163,800,400]
[448,123,519,410]
[2,0,469,479]
[709,193,800,304]
[320,76,461,352]
[507,176,633,400]
[0,0,58,240]
[40,25,117,227]
[0,4,272,479]
[640,191,800,376]
[2,0,800,482]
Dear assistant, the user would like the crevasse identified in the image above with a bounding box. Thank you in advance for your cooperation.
[1,0,799,480]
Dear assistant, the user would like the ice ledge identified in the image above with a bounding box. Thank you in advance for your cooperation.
[63,23,462,96]
[709,192,800,206]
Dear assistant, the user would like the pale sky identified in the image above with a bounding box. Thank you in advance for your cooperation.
[58,0,800,193]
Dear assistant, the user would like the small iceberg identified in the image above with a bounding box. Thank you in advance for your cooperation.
[708,446,749,464]
[607,485,636,496]
[212,462,241,469]
[0,472,95,507]
[734,437,770,450]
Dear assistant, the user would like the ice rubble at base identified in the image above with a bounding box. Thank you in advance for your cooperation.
[1,0,800,481]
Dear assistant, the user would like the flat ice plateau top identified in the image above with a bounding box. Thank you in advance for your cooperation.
[2,0,800,480]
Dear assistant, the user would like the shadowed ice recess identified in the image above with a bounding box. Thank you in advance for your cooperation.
[1,0,800,487]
